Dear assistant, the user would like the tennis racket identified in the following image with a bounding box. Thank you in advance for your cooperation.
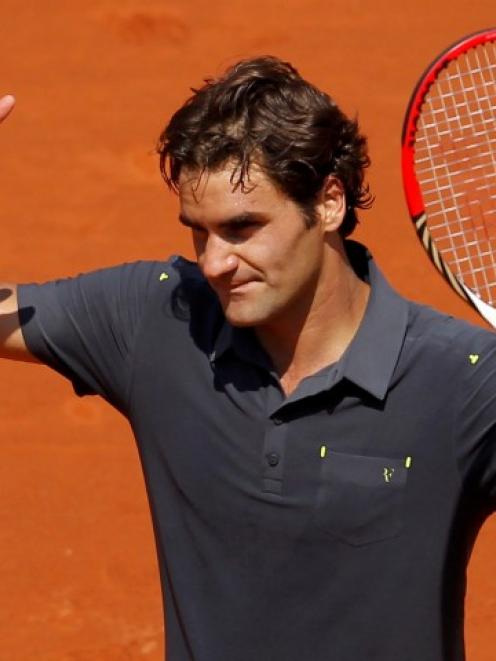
[401,28,496,326]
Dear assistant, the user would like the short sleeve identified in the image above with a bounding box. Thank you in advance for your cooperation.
[17,260,169,413]
[453,327,496,507]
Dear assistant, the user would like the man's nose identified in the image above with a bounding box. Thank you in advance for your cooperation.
[199,235,238,281]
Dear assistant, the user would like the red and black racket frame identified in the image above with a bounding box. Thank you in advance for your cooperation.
[401,27,496,304]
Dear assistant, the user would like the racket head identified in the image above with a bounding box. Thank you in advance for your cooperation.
[401,28,496,325]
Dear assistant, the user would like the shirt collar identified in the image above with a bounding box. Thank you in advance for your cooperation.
[335,241,409,400]
[210,241,409,400]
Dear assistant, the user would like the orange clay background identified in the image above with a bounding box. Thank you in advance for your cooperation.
[1,2,496,659]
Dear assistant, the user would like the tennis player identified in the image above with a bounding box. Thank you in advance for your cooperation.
[2,58,496,661]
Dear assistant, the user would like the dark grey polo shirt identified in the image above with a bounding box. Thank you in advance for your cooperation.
[17,242,496,661]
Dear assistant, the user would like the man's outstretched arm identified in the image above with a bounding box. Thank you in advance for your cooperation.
[0,95,38,362]
[0,285,38,362]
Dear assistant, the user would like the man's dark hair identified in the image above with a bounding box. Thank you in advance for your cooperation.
[157,56,372,237]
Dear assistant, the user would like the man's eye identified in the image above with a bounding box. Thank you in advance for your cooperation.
[229,221,258,235]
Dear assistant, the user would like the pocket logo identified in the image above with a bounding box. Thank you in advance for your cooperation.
[383,467,395,483]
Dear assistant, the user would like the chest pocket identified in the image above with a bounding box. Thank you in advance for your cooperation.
[314,450,409,546]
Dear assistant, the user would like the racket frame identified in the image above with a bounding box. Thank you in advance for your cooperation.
[401,27,496,322]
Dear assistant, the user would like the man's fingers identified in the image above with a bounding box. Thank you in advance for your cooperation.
[0,95,15,123]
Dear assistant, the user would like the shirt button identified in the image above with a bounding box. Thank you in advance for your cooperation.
[266,452,280,467]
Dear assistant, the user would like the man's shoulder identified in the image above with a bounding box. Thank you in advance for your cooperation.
[405,297,496,364]
[129,256,223,332]
[110,255,204,286]
[155,255,215,302]
[107,255,211,301]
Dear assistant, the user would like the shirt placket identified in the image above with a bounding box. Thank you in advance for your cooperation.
[262,412,288,495]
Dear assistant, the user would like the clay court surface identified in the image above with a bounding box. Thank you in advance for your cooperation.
[1,1,496,659]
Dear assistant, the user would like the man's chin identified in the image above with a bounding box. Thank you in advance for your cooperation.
[223,303,268,328]
[224,311,259,328]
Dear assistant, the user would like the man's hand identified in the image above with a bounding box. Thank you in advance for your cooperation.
[0,95,15,123]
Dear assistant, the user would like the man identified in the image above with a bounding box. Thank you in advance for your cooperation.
[1,57,496,661]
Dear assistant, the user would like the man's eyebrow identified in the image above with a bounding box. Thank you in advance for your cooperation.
[178,212,262,229]
[219,213,260,228]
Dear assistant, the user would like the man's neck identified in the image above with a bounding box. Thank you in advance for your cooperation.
[255,244,370,396]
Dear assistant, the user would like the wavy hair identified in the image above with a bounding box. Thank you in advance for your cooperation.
[157,56,373,236]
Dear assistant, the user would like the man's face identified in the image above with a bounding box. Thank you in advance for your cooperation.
[178,165,329,329]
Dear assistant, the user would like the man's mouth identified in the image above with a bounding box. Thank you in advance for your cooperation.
[213,280,258,298]
[229,281,254,292]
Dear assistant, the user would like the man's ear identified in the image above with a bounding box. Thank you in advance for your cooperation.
[317,176,346,233]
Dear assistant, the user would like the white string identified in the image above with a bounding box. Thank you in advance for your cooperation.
[420,61,474,290]
[448,54,488,293]
[414,39,496,302]
[459,46,496,295]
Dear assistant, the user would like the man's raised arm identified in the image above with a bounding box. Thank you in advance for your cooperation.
[0,95,39,362]
[0,285,37,362]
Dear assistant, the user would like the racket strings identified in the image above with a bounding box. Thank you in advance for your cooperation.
[414,40,496,304]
